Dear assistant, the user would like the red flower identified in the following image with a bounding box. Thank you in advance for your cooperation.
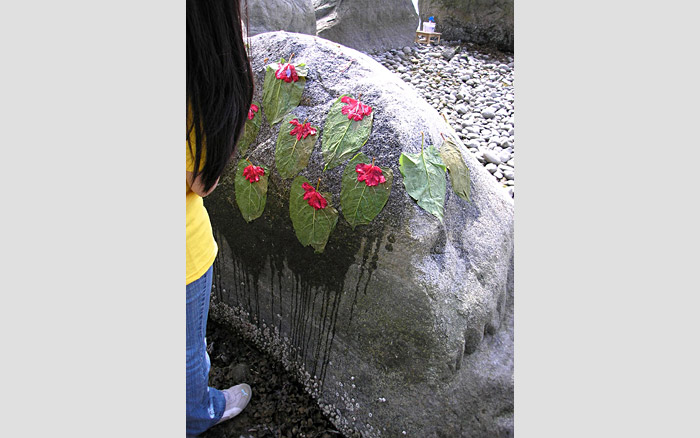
[341,96,373,121]
[247,104,259,120]
[301,182,328,210]
[275,62,299,83]
[355,162,386,187]
[243,164,265,183]
[289,119,317,140]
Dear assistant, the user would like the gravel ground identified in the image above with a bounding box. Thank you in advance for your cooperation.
[370,41,515,199]
[199,318,347,438]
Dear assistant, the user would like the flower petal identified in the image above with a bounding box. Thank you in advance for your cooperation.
[355,163,385,186]
[243,164,265,183]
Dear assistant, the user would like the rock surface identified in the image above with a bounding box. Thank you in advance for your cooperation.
[243,0,317,37]
[206,31,513,437]
[314,0,419,52]
[418,0,514,52]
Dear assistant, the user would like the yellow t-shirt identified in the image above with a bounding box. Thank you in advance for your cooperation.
[186,140,218,285]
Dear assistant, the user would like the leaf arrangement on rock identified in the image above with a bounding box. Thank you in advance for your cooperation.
[275,115,318,179]
[262,55,308,125]
[321,95,373,171]
[232,52,473,252]
[234,159,269,223]
[340,153,392,229]
[439,115,472,203]
[289,176,338,253]
[440,132,471,203]
[399,133,447,222]
[239,102,262,156]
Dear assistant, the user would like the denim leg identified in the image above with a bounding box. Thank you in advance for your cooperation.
[186,266,226,436]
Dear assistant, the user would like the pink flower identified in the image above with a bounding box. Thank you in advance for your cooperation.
[355,162,386,187]
[289,119,317,140]
[301,182,328,210]
[243,164,265,183]
[341,96,373,121]
[247,104,259,120]
[275,62,299,83]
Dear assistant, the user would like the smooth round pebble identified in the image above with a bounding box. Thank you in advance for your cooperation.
[483,150,502,165]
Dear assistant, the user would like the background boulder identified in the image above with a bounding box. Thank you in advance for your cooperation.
[418,0,514,52]
[243,0,317,37]
[206,31,513,437]
[314,0,419,52]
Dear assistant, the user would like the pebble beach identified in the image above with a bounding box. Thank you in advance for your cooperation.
[371,42,515,198]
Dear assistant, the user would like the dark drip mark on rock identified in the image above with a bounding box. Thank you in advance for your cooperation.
[268,265,275,329]
[253,270,260,325]
[291,274,302,357]
[276,266,284,333]
[304,287,319,373]
[204,182,387,389]
[348,231,384,324]
[312,285,330,380]
[317,287,333,387]
[243,260,252,318]
[348,239,370,324]
[364,235,382,296]
[319,288,343,391]
[303,286,318,364]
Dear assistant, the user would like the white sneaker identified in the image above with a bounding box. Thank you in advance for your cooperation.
[215,383,252,424]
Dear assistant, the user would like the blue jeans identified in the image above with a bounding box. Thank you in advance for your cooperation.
[186,265,225,436]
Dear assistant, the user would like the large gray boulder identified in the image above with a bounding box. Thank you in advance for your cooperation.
[243,0,316,37]
[314,0,419,52]
[418,0,514,52]
[207,31,514,437]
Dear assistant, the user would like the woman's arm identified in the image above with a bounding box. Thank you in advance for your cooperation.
[186,171,219,197]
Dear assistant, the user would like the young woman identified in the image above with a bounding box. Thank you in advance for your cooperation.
[186,0,254,435]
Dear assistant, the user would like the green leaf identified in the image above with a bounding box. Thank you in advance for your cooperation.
[262,62,307,125]
[234,159,268,222]
[238,101,262,156]
[340,153,392,229]
[289,176,338,253]
[320,95,373,171]
[275,115,318,179]
[440,135,471,203]
[399,143,447,222]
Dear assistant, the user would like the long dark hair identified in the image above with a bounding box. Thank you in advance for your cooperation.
[187,0,253,193]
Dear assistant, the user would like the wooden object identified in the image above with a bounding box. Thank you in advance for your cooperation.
[415,30,441,45]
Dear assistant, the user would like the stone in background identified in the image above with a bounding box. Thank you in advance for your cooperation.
[418,0,514,52]
[207,31,513,438]
[242,0,317,37]
[314,0,419,52]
